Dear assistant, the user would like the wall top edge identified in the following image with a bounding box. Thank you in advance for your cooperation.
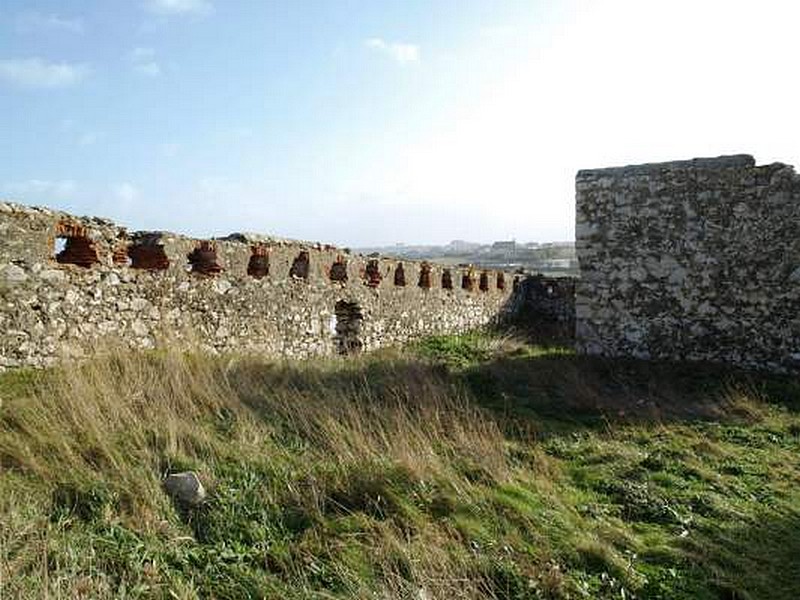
[576,154,757,179]
[0,200,512,273]
[0,199,358,252]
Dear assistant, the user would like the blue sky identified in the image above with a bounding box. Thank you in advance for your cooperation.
[2,1,799,245]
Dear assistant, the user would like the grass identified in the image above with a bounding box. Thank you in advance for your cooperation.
[1,332,799,599]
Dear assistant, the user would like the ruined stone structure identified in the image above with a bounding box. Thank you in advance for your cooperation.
[515,275,576,343]
[576,154,800,372]
[0,202,514,369]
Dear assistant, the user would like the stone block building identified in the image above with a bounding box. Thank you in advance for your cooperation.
[575,154,800,372]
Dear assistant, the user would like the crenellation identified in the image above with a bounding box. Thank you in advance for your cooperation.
[441,269,453,290]
[0,201,515,369]
[417,262,432,289]
[364,259,382,287]
[461,269,475,292]
[393,262,406,287]
[479,271,489,292]
[328,255,348,282]
[246,244,269,279]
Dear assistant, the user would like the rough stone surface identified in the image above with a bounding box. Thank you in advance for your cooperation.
[516,275,576,342]
[575,154,800,372]
[163,472,206,505]
[0,202,515,369]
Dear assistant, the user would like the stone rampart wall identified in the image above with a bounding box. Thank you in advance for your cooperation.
[575,154,800,372]
[0,202,515,368]
[513,276,576,343]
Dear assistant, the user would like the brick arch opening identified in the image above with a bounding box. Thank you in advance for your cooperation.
[329,256,348,282]
[129,243,169,270]
[418,262,432,289]
[365,259,382,287]
[496,272,506,290]
[394,263,406,286]
[290,250,310,279]
[334,300,363,355]
[55,236,99,268]
[247,245,270,279]
[53,221,100,268]
[461,271,475,292]
[187,241,222,276]
[442,269,453,290]
[479,271,489,292]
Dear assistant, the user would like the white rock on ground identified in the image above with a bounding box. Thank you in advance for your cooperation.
[163,472,206,505]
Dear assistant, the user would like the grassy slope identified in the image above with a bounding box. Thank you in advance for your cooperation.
[1,333,799,599]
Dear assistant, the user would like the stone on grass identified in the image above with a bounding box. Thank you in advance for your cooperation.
[1,263,27,285]
[163,472,206,506]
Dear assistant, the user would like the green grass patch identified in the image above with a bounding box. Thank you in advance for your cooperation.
[1,334,799,598]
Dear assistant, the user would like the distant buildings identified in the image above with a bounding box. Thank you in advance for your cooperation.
[355,239,577,276]
[491,240,516,253]
[445,240,481,253]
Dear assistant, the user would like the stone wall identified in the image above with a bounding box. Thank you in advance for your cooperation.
[512,275,576,343]
[575,154,800,372]
[0,202,514,369]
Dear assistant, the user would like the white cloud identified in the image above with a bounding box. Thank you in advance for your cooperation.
[1,180,77,199]
[135,62,162,77]
[479,25,517,40]
[130,48,156,61]
[112,183,140,205]
[78,131,105,146]
[350,0,800,243]
[143,0,213,16]
[0,58,89,89]
[223,126,253,140]
[365,38,420,64]
[160,142,180,158]
[128,47,161,77]
[15,12,85,34]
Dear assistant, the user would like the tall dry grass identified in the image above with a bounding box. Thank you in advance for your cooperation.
[5,338,795,598]
[0,343,511,521]
[0,346,522,598]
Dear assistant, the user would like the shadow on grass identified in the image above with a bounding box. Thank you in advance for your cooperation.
[225,346,800,599]
[227,341,800,441]
[684,508,800,600]
[462,350,800,432]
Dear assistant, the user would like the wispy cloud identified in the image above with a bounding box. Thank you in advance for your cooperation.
[0,58,89,89]
[78,131,105,147]
[112,182,140,205]
[1,179,77,199]
[128,47,161,77]
[479,25,517,40]
[223,126,253,140]
[364,38,420,64]
[160,142,180,158]
[15,12,85,34]
[143,0,213,16]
